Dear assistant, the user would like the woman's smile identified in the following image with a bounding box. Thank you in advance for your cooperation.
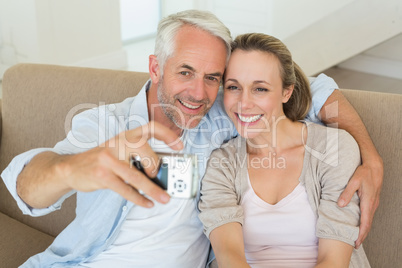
[236,113,263,124]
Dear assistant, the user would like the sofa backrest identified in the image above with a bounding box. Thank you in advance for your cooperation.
[0,64,149,236]
[340,89,402,268]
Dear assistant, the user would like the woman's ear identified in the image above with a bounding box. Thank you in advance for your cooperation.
[149,55,160,84]
[282,85,294,103]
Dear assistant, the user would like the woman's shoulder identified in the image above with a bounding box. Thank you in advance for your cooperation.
[305,122,360,165]
[306,122,358,148]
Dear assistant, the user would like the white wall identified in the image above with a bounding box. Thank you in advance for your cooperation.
[0,0,38,76]
[285,0,402,76]
[197,0,354,39]
[120,0,160,42]
[1,0,401,80]
[365,34,402,62]
[36,0,123,65]
[0,0,127,79]
[338,33,402,79]
[161,0,197,16]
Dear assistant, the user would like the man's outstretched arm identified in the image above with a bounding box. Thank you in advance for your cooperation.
[15,122,181,210]
[319,89,383,248]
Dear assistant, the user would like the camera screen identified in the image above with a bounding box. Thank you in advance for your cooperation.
[155,162,169,190]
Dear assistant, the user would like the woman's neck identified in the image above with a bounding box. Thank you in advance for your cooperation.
[246,119,306,156]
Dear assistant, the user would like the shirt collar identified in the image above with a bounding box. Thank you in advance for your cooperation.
[128,80,151,130]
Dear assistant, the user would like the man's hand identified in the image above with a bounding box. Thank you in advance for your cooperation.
[17,121,183,209]
[337,158,383,248]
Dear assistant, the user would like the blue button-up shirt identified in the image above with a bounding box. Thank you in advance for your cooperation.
[2,74,338,267]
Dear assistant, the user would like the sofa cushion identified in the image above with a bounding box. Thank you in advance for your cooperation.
[0,212,54,267]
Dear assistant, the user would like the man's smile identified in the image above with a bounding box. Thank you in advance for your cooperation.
[178,99,202,110]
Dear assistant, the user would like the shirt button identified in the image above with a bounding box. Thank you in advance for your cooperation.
[122,206,127,211]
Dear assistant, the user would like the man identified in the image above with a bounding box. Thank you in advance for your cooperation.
[2,9,382,267]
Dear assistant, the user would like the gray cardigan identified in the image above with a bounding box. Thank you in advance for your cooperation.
[199,122,370,267]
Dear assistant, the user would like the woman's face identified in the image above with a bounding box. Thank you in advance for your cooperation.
[223,49,292,139]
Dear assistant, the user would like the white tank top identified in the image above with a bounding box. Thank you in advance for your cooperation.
[241,174,318,268]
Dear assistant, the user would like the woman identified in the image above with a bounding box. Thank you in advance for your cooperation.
[198,33,370,267]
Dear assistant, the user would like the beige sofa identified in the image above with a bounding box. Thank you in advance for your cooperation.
[0,63,400,267]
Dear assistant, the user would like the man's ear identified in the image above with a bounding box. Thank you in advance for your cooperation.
[149,55,160,84]
[282,85,294,103]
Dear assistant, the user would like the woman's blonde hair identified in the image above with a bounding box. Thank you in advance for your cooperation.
[230,33,311,121]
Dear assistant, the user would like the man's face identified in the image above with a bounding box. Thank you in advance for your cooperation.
[156,25,227,130]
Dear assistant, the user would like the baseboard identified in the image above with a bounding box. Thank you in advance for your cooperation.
[338,54,402,80]
[71,49,128,70]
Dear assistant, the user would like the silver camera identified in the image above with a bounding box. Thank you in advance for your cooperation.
[131,153,199,199]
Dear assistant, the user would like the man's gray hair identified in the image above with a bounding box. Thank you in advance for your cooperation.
[154,9,232,74]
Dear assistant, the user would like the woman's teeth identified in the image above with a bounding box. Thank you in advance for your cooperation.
[238,114,262,123]
[180,100,201,109]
